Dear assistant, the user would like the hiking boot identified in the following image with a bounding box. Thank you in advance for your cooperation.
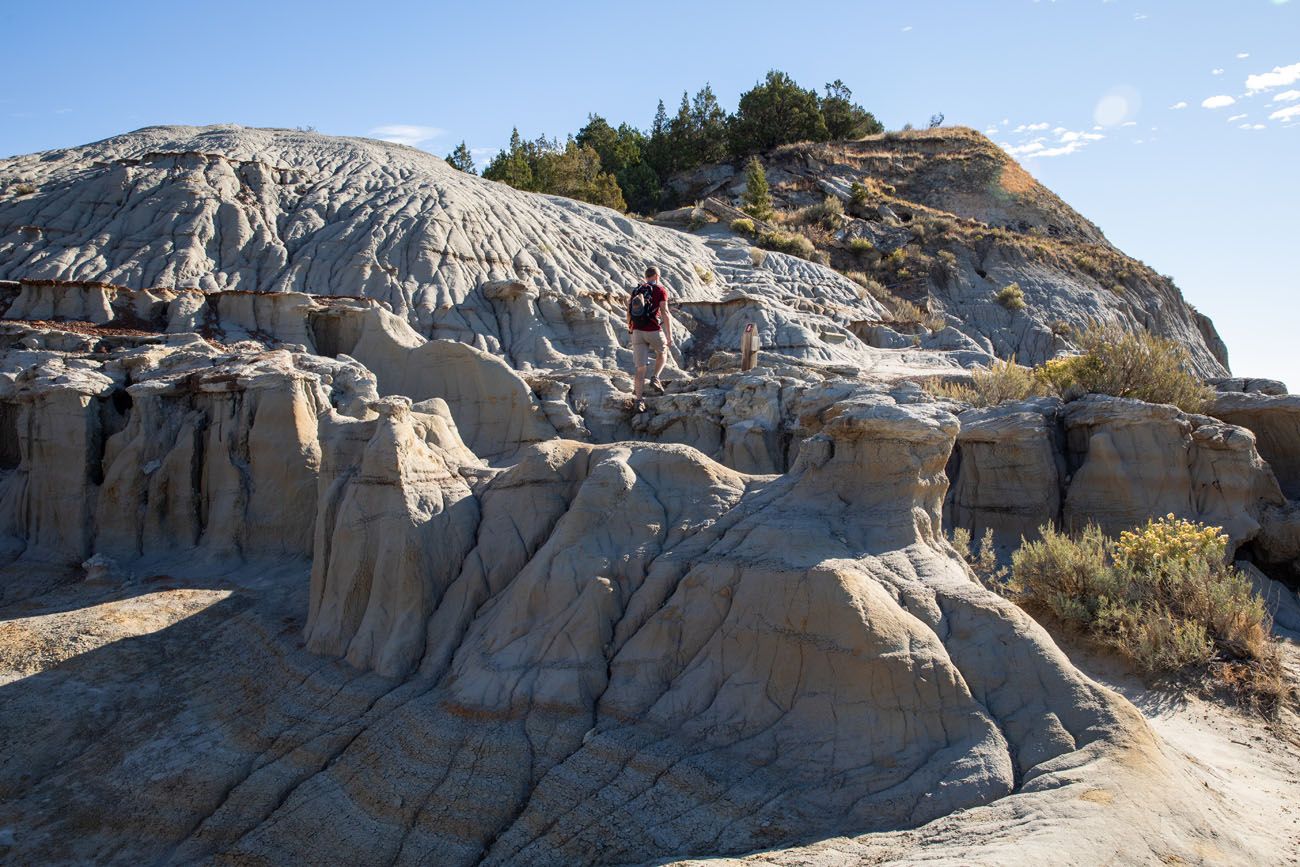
[649,377,665,394]
[635,399,647,413]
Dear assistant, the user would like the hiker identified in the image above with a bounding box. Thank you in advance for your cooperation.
[627,265,673,412]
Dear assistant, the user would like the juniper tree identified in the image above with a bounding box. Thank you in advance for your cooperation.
[728,70,829,156]
[821,80,884,140]
[742,156,774,221]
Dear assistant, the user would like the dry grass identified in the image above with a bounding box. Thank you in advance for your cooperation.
[926,357,1046,406]
[730,217,756,235]
[758,230,817,260]
[1011,518,1285,713]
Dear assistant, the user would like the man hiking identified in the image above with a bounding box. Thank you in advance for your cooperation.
[627,265,673,413]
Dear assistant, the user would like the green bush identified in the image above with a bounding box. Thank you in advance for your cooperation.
[994,282,1027,311]
[1012,518,1281,708]
[849,181,871,208]
[848,237,875,254]
[730,217,757,235]
[926,357,1046,407]
[798,195,844,229]
[757,230,816,260]
[1034,324,1213,412]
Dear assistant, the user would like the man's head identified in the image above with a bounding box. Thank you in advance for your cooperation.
[644,266,659,282]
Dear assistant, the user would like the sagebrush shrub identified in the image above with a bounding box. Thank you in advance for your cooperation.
[1011,516,1281,708]
[994,283,1026,310]
[799,195,844,229]
[1035,324,1212,412]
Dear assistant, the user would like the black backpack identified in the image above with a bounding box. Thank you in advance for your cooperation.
[628,282,660,328]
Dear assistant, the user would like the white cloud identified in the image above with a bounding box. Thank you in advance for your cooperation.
[1001,141,1045,156]
[1240,123,1266,130]
[998,125,1104,159]
[1227,113,1248,122]
[1121,120,1137,127]
[1236,52,1251,60]
[983,127,999,135]
[1269,104,1300,121]
[1133,12,1148,20]
[901,25,913,31]
[1272,89,1300,102]
[1212,68,1225,76]
[1168,101,1188,110]
[367,124,445,146]
[1036,142,1090,157]
[1201,95,1237,109]
[1246,62,1300,92]
[1012,122,1051,132]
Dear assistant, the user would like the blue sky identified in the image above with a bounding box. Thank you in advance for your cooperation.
[3,0,1297,384]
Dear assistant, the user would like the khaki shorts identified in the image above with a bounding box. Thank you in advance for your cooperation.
[631,328,666,369]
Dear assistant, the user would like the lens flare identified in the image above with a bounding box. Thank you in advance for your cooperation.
[1094,85,1142,127]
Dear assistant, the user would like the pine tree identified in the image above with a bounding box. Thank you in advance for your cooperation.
[651,99,669,139]
[445,140,476,173]
[645,99,674,177]
[666,92,694,172]
[741,156,774,221]
[690,83,729,165]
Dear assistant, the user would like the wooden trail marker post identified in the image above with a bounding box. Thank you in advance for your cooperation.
[740,323,759,371]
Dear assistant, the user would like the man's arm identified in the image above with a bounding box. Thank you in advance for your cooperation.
[660,301,673,345]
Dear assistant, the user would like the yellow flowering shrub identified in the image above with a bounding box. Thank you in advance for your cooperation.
[1012,516,1281,710]
[1114,514,1228,576]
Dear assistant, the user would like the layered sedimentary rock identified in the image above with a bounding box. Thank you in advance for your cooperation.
[1209,390,1300,500]
[944,395,1296,570]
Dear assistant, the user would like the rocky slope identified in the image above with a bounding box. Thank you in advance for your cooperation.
[668,127,1228,376]
[0,126,1296,865]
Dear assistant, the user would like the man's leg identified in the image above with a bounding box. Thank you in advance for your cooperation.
[652,339,668,383]
[632,332,648,399]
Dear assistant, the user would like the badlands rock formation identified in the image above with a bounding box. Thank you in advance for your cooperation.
[0,126,1296,865]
